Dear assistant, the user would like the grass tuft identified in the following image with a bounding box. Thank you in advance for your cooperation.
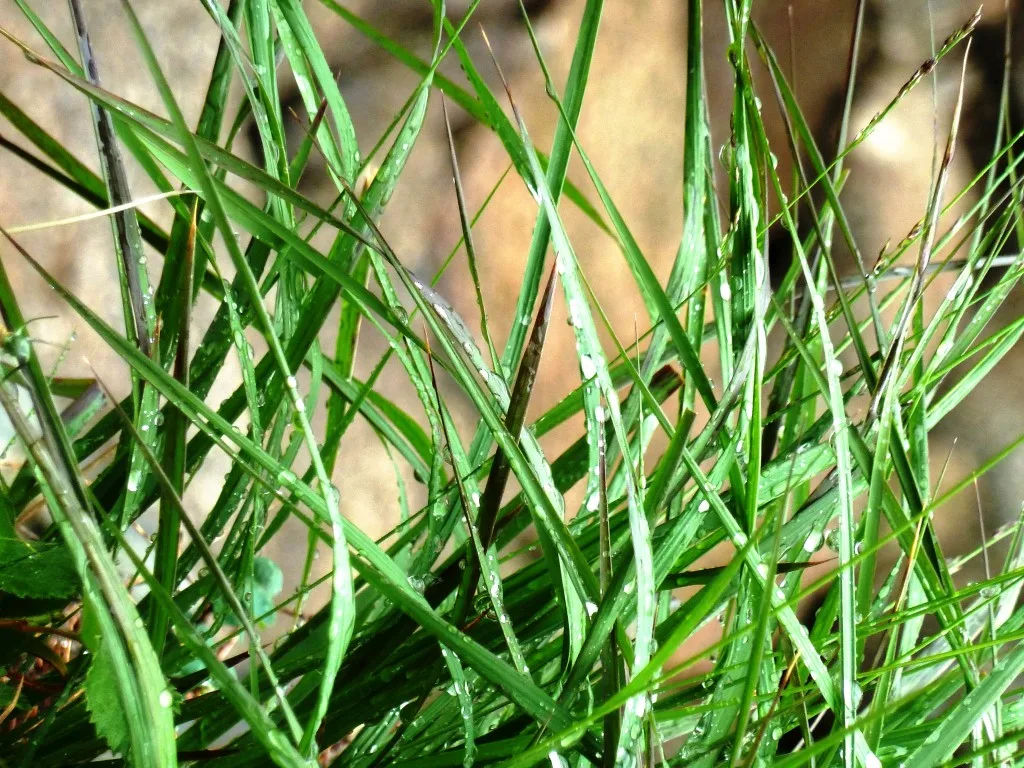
[0,2,1022,767]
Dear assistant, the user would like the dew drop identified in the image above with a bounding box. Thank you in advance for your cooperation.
[826,528,841,553]
[580,354,597,380]
[803,531,822,553]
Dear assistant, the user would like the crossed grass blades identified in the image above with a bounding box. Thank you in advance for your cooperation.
[0,1,1023,767]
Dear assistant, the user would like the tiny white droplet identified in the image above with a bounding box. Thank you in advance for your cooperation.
[580,355,597,380]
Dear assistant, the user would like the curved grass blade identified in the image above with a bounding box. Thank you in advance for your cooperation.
[271,0,358,187]
[100,518,311,768]
[427,345,527,673]
[333,160,603,615]
[7,219,601,756]
[457,264,557,625]
[114,4,353,755]
[0,236,175,768]
[482,38,656,756]
[93,369,304,739]
[313,0,607,235]
[905,639,1024,767]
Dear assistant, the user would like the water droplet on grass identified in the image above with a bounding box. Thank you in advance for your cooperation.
[826,528,841,552]
[580,354,597,380]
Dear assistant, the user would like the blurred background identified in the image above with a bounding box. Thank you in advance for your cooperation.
[0,0,1020,620]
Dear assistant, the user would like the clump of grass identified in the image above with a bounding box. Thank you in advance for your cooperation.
[0,2,1022,767]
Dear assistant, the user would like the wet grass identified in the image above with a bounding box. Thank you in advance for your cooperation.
[0,1,1023,766]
